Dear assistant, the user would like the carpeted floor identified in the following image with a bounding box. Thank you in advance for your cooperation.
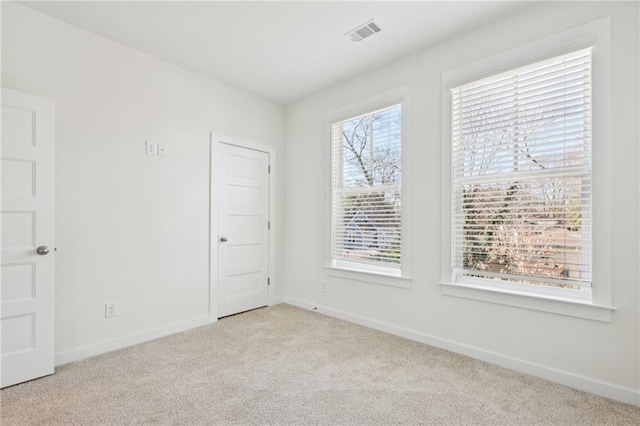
[1,304,640,425]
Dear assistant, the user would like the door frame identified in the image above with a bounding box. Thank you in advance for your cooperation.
[209,133,276,321]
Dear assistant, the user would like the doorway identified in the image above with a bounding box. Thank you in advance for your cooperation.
[1,88,55,388]
[210,135,274,319]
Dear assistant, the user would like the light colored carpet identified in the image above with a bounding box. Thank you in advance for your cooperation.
[1,304,639,425]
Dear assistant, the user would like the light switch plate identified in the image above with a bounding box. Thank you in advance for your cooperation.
[146,141,157,156]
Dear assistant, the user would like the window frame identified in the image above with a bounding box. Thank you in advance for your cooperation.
[326,87,412,288]
[440,18,616,321]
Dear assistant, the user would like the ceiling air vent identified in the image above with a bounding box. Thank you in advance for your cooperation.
[346,20,382,42]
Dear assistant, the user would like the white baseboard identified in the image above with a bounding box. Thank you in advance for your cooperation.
[284,296,640,407]
[55,315,215,366]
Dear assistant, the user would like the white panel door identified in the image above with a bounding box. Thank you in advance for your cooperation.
[1,88,55,388]
[218,143,269,318]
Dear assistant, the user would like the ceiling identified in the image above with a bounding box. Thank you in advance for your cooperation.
[21,1,533,105]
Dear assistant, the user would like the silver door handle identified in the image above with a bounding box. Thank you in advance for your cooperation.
[36,245,50,255]
[220,237,228,243]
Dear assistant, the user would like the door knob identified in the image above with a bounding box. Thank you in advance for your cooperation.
[36,246,50,255]
[220,237,228,243]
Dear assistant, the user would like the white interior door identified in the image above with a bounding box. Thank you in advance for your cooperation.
[1,88,55,388]
[217,142,270,318]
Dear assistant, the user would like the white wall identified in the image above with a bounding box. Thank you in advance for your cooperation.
[284,2,639,404]
[1,3,285,362]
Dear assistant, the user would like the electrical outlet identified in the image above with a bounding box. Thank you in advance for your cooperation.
[321,281,328,293]
[157,144,166,156]
[105,302,119,319]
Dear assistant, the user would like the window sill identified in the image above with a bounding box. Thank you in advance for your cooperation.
[325,266,412,288]
[439,281,616,322]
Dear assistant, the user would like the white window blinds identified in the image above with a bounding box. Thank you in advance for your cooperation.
[451,48,592,288]
[331,104,402,269]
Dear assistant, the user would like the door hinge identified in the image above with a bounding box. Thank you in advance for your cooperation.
[268,221,271,230]
[267,277,270,286]
[268,165,271,174]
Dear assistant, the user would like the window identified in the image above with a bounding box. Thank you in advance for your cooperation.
[330,104,402,275]
[450,49,592,300]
